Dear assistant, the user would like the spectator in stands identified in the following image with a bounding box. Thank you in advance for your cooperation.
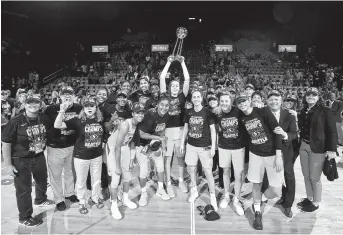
[107,82,119,105]
[245,83,255,97]
[251,91,265,107]
[1,89,15,123]
[54,96,105,214]
[297,87,337,212]
[2,93,54,227]
[14,89,27,116]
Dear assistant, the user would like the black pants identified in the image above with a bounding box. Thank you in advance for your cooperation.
[212,150,224,188]
[87,163,109,190]
[12,153,48,221]
[261,154,298,208]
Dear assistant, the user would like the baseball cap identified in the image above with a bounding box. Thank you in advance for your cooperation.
[267,90,281,98]
[60,86,74,95]
[306,87,319,96]
[132,102,145,113]
[150,79,159,86]
[245,83,255,90]
[26,94,41,104]
[227,86,236,94]
[284,94,297,102]
[235,91,250,104]
[116,90,128,98]
[83,96,97,106]
[208,95,218,102]
[140,76,150,83]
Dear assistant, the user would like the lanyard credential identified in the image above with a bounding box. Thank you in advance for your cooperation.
[24,113,42,139]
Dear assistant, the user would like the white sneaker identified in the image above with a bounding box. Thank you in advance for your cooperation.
[156,188,171,201]
[210,193,218,211]
[111,202,122,220]
[179,181,188,193]
[139,191,148,207]
[262,194,268,203]
[166,184,175,198]
[219,195,231,209]
[233,200,245,216]
[188,187,199,203]
[123,197,137,210]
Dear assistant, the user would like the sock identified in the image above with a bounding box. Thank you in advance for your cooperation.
[179,177,184,182]
[254,203,261,212]
[141,186,147,193]
[111,200,117,206]
[233,196,239,203]
[123,192,129,201]
[225,192,230,198]
[308,197,313,201]
[158,182,164,189]
[166,181,171,186]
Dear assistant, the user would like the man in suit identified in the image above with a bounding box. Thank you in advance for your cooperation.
[261,90,298,217]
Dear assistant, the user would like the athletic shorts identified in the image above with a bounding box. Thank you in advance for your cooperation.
[165,127,184,157]
[218,147,245,172]
[247,152,284,187]
[185,144,213,169]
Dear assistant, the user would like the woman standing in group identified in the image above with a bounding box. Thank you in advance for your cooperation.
[160,55,190,195]
[180,90,218,211]
[54,96,105,214]
[214,91,247,215]
[107,102,145,220]
[297,87,337,212]
[2,94,54,227]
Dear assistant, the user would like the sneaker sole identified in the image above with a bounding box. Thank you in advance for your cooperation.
[123,203,138,210]
[19,221,43,227]
[156,193,171,201]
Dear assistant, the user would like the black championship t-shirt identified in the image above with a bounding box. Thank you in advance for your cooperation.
[65,117,104,160]
[215,106,247,150]
[138,109,169,146]
[185,107,215,148]
[1,113,52,158]
[167,93,186,128]
[44,104,82,148]
[241,107,282,157]
[104,104,133,135]
[129,90,153,107]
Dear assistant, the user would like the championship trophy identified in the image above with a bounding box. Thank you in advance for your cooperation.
[172,27,188,57]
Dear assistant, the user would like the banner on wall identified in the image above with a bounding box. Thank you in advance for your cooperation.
[278,45,297,53]
[92,45,109,53]
[215,45,233,52]
[151,44,169,52]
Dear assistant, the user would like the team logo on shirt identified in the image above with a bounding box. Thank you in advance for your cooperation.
[26,124,47,153]
[221,117,239,139]
[189,116,204,139]
[61,112,78,135]
[84,123,103,148]
[155,123,166,136]
[169,98,181,116]
[139,96,150,105]
[244,118,268,145]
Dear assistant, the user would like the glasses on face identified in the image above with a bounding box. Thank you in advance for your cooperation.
[84,103,96,108]
[26,99,41,105]
[61,91,74,96]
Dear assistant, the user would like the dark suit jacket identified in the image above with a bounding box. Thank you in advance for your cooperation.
[330,100,343,123]
[276,109,298,160]
[299,105,337,153]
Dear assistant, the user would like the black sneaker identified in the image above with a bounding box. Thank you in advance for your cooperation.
[297,198,313,208]
[56,201,67,211]
[66,195,79,203]
[253,211,263,230]
[301,203,319,212]
[19,217,43,227]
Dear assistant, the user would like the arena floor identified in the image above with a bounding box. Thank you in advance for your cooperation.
[2,157,343,234]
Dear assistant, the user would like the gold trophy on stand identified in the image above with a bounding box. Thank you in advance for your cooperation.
[172,27,188,57]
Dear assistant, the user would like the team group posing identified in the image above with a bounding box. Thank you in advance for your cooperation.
[2,55,338,231]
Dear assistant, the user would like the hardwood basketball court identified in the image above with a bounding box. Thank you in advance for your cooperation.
[2,156,343,234]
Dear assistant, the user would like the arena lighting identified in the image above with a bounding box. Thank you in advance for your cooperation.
[189,18,195,20]
[199,19,202,22]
